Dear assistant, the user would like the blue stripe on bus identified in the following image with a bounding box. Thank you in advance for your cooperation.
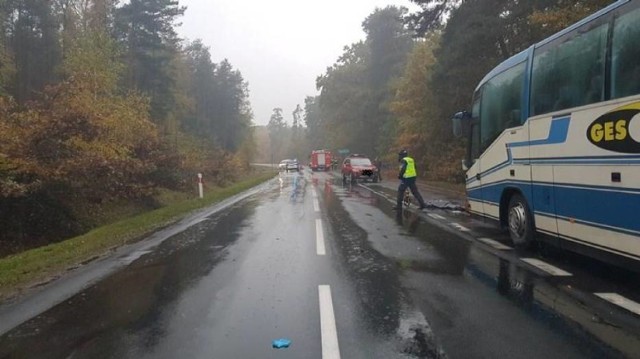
[467,116,571,185]
[470,179,640,194]
[468,154,640,184]
[467,181,640,234]
[510,116,571,147]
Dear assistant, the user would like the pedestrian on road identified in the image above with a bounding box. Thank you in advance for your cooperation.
[375,157,383,181]
[393,149,427,211]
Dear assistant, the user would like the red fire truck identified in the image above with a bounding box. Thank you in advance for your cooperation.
[310,150,332,171]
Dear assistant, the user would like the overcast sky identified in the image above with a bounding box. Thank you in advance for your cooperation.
[177,0,418,126]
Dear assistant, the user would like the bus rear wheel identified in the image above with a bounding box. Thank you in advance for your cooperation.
[507,193,535,248]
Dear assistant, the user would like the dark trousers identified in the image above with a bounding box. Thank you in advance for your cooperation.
[397,177,426,208]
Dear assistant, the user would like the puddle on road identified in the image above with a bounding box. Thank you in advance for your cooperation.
[322,177,447,358]
[0,199,261,359]
[324,180,640,358]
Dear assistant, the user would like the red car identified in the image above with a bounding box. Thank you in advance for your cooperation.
[342,154,379,184]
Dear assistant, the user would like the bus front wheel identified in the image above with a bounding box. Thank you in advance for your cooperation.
[507,193,535,248]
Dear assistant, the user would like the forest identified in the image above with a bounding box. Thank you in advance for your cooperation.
[0,0,254,253]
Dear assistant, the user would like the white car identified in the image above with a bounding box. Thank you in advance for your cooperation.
[278,160,289,171]
[285,160,299,172]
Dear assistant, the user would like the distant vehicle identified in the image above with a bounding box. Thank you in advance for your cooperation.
[310,150,332,171]
[278,159,299,172]
[285,159,299,172]
[452,0,640,269]
[342,154,379,184]
[278,160,289,171]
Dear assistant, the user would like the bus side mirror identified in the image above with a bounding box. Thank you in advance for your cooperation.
[452,111,471,138]
[461,159,469,171]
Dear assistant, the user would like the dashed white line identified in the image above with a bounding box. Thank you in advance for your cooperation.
[595,293,640,316]
[318,285,341,359]
[312,189,318,198]
[477,237,513,250]
[521,258,572,276]
[450,223,470,232]
[316,219,326,256]
[428,213,446,220]
[313,198,320,212]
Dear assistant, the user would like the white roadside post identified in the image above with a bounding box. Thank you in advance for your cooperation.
[197,173,204,199]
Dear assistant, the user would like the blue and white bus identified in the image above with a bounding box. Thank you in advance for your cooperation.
[453,0,640,267]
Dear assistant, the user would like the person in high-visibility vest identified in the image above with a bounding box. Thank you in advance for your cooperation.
[393,149,427,210]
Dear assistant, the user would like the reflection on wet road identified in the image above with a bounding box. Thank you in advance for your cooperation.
[0,170,639,358]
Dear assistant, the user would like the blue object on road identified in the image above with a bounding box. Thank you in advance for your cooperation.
[272,338,292,349]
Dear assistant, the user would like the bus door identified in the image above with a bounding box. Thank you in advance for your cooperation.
[528,116,560,237]
[466,96,486,217]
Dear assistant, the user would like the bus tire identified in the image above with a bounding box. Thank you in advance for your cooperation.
[507,193,535,248]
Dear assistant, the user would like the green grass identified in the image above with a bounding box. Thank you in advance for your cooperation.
[0,172,275,299]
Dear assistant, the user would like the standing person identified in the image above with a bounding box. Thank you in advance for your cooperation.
[375,157,383,181]
[393,149,427,210]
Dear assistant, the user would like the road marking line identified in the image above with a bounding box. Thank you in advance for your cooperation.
[313,198,320,212]
[450,223,470,232]
[318,285,341,359]
[595,293,640,316]
[316,219,326,256]
[521,258,572,276]
[312,189,318,198]
[428,213,446,220]
[477,237,513,250]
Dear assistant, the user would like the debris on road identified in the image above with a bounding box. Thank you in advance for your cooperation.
[272,338,292,349]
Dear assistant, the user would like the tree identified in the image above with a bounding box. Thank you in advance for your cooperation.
[406,0,459,35]
[211,59,252,151]
[115,0,185,124]
[303,95,329,153]
[292,104,302,130]
[2,0,62,103]
[315,6,413,156]
[363,6,413,88]
[268,107,287,162]
[528,0,613,33]
[286,104,308,160]
[182,40,216,137]
[362,6,413,155]
[390,34,464,181]
[316,42,370,151]
[0,1,14,96]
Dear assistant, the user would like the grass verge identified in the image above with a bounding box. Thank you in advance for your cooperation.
[0,172,275,300]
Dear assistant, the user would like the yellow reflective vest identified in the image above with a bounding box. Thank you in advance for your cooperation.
[402,157,417,178]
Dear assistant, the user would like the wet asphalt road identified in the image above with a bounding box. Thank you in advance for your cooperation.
[0,170,639,358]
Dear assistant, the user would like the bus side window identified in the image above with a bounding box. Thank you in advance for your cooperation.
[584,75,603,104]
[611,7,640,99]
[531,23,607,116]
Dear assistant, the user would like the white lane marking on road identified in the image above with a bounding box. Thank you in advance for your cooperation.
[313,198,320,212]
[450,223,470,232]
[428,213,446,220]
[595,293,640,316]
[312,189,318,198]
[318,285,341,359]
[477,237,513,250]
[521,258,572,276]
[316,219,326,256]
